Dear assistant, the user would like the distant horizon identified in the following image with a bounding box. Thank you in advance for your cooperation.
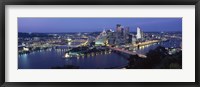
[18,18,182,33]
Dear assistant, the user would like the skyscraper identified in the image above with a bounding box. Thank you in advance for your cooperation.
[124,27,130,39]
[128,34,136,44]
[116,24,122,32]
[115,24,121,45]
[136,27,142,39]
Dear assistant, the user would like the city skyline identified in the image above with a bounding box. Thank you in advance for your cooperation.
[18,18,182,69]
[18,18,182,33]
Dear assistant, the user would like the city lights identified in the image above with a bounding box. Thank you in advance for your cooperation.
[18,18,182,69]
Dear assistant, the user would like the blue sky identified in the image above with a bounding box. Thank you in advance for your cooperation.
[18,18,182,33]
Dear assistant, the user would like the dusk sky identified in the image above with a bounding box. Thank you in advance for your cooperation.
[18,18,182,33]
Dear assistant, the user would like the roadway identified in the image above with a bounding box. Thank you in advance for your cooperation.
[108,46,147,58]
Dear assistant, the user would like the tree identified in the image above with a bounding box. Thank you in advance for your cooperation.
[126,46,170,69]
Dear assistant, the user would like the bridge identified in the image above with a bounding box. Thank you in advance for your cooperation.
[133,40,160,47]
[164,35,182,39]
[108,46,147,58]
[65,38,89,48]
[107,40,162,58]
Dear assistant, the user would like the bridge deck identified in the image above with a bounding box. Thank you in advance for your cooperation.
[108,46,147,58]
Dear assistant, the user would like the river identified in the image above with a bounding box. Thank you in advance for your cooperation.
[18,38,181,69]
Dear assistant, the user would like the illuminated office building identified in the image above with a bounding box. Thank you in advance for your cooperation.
[136,27,143,39]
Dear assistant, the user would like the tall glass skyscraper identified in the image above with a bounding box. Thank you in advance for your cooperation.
[136,27,142,39]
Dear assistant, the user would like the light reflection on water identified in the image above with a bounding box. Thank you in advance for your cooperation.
[18,48,129,69]
[18,38,181,69]
[18,54,30,69]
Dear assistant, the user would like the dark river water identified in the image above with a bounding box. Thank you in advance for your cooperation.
[18,38,181,69]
